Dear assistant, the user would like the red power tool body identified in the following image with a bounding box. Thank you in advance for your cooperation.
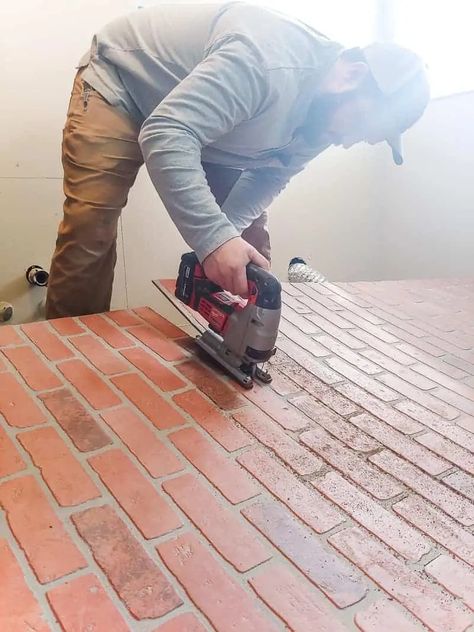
[175,252,281,388]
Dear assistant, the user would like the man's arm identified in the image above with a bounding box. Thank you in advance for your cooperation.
[138,40,268,264]
[221,166,303,233]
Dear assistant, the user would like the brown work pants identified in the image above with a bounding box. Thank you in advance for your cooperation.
[46,70,270,318]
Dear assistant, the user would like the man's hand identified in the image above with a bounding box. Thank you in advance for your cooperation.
[202,237,270,296]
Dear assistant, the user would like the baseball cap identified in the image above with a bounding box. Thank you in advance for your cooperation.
[362,42,430,165]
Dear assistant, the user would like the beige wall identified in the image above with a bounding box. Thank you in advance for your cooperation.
[1,1,472,326]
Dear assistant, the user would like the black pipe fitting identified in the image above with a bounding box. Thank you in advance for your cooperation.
[26,265,49,287]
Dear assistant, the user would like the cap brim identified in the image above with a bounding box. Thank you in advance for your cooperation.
[387,135,403,165]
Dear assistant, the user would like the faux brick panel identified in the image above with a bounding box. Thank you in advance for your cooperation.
[2,346,62,390]
[276,336,341,384]
[238,448,343,533]
[360,348,436,389]
[368,307,427,337]
[395,399,474,451]
[425,555,474,611]
[18,426,100,506]
[72,505,182,619]
[384,325,445,357]
[39,388,111,452]
[173,389,250,450]
[301,427,403,500]
[70,334,129,375]
[397,342,469,379]
[233,407,322,475]
[423,334,471,356]
[163,473,270,572]
[371,450,474,526]
[177,359,246,410]
[329,527,471,632]
[112,373,186,429]
[351,413,450,475]
[326,295,382,322]
[280,281,304,297]
[291,394,379,452]
[0,325,23,346]
[106,309,142,327]
[314,472,430,561]
[121,347,186,391]
[326,357,399,401]
[133,306,185,339]
[281,293,312,313]
[250,564,349,632]
[413,363,474,400]
[170,427,258,504]
[393,494,474,567]
[335,382,422,434]
[444,354,474,377]
[153,613,208,632]
[279,321,330,357]
[377,373,460,419]
[0,539,50,632]
[89,449,181,538]
[21,322,73,361]
[280,305,321,335]
[340,310,400,343]
[101,407,183,478]
[318,335,381,374]
[351,329,416,365]
[58,359,121,410]
[416,431,474,475]
[158,532,279,632]
[433,385,474,416]
[0,373,46,427]
[80,314,133,348]
[355,598,430,632]
[243,500,367,608]
[128,324,186,361]
[292,283,343,308]
[3,285,474,627]
[49,316,84,336]
[457,415,474,434]
[298,298,354,330]
[0,475,86,583]
[0,426,25,477]
[443,470,474,502]
[47,574,129,632]
[242,382,311,431]
[307,315,368,350]
[266,368,301,396]
[279,363,359,416]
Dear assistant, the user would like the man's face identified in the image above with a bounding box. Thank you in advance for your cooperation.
[323,93,393,149]
[310,57,397,150]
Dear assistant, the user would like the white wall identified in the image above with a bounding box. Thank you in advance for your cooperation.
[375,91,474,280]
[1,1,473,326]
[0,0,133,325]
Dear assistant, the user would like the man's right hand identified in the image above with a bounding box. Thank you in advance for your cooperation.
[202,237,270,297]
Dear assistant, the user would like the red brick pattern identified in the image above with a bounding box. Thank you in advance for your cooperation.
[0,286,473,630]
[0,539,51,632]
[47,574,129,631]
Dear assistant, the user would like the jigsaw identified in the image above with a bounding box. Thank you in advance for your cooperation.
[164,252,281,389]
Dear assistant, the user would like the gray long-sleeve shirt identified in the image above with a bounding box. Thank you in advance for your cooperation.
[80,2,342,260]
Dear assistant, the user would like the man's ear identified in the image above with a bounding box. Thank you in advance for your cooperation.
[337,61,369,93]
